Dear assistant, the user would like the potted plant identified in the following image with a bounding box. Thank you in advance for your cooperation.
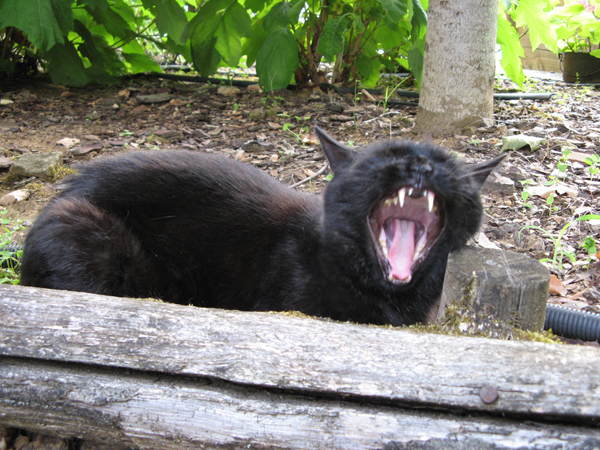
[551,0,600,82]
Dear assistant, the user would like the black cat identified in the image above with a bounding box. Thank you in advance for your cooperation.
[20,127,504,326]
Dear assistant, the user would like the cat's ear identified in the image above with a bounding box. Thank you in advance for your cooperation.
[315,125,358,174]
[468,154,507,189]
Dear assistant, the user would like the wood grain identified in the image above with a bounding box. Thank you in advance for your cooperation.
[0,284,598,421]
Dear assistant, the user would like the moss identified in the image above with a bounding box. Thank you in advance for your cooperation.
[49,165,76,182]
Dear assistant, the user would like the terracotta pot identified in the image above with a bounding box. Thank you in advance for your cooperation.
[560,52,600,83]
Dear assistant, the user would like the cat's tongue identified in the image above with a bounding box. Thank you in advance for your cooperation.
[388,219,415,282]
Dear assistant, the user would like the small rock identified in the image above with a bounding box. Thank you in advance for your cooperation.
[217,86,241,96]
[56,137,80,148]
[247,84,262,93]
[16,90,31,100]
[155,129,184,141]
[107,140,126,147]
[73,142,103,156]
[0,99,14,106]
[60,91,75,99]
[249,109,266,121]
[242,140,275,153]
[10,152,62,179]
[170,98,189,107]
[0,189,29,206]
[0,156,13,169]
[137,93,171,104]
[0,121,20,132]
[482,171,515,195]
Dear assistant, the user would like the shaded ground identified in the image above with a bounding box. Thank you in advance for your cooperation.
[0,72,598,313]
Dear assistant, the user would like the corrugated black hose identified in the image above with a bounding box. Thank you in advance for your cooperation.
[3,246,598,341]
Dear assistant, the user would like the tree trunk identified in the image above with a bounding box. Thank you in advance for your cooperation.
[415,0,499,134]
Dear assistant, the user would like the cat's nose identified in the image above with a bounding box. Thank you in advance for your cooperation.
[411,157,433,175]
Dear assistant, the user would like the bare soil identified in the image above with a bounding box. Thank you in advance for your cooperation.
[0,73,598,313]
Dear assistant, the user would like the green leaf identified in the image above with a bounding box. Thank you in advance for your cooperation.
[410,0,427,42]
[191,36,222,76]
[189,0,253,68]
[122,52,163,73]
[141,0,189,44]
[355,53,380,87]
[0,0,72,51]
[591,49,600,58]
[317,16,347,62]
[84,1,134,40]
[512,0,558,53]
[497,8,525,87]
[44,41,91,86]
[378,0,408,23]
[256,27,299,91]
[263,1,293,31]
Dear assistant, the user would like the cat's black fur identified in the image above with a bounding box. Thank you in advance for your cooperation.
[20,127,504,326]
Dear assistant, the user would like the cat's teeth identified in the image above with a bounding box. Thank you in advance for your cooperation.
[384,198,393,206]
[408,187,414,196]
[393,196,398,205]
[427,191,435,213]
[398,188,405,208]
[379,228,388,257]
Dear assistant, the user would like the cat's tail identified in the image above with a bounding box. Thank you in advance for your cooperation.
[20,196,163,298]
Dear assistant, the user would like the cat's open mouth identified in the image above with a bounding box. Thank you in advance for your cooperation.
[368,187,443,285]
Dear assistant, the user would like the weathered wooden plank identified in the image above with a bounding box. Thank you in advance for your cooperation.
[0,285,599,421]
[437,247,550,334]
[1,356,599,450]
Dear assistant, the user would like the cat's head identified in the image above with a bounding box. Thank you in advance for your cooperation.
[316,126,505,292]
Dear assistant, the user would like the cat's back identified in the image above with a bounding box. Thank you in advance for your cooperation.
[61,150,320,222]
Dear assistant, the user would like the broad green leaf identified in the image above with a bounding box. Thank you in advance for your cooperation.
[44,41,90,86]
[256,27,299,91]
[355,53,380,87]
[374,21,409,48]
[350,13,366,34]
[73,19,103,65]
[410,0,427,42]
[0,0,72,51]
[84,65,121,84]
[317,16,347,62]
[407,44,423,84]
[263,2,293,31]
[513,0,558,53]
[122,52,163,73]
[189,0,253,67]
[141,0,189,44]
[378,0,408,23]
[84,2,133,40]
[497,9,525,87]
[189,0,251,43]
[591,49,600,58]
[77,0,110,11]
[287,0,306,25]
[191,36,222,76]
[243,24,269,66]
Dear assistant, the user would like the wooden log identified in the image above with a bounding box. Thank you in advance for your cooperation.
[0,285,599,449]
[436,247,550,335]
[1,356,599,450]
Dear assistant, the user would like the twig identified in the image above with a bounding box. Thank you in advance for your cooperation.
[290,163,329,188]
